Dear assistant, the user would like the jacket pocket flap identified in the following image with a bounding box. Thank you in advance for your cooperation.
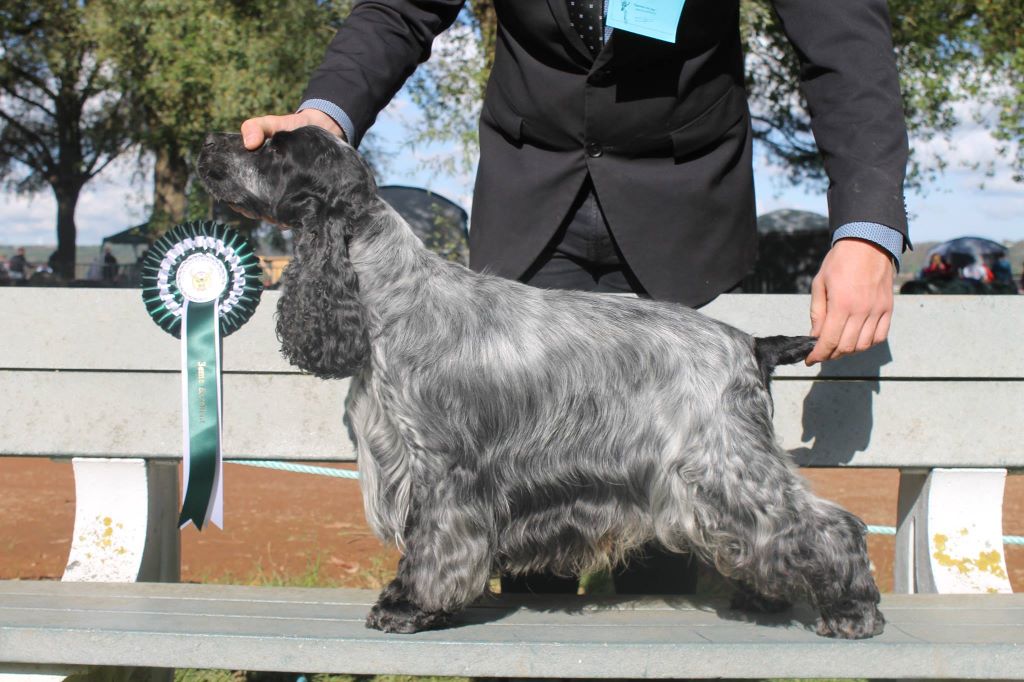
[670,86,747,160]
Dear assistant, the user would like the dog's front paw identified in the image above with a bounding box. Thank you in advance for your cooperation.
[816,601,885,639]
[365,598,450,634]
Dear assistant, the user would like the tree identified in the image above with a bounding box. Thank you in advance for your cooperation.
[405,2,1023,188]
[91,0,352,234]
[0,1,137,278]
[744,0,1023,187]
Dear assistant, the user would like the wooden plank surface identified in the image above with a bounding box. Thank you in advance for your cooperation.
[1,581,1022,678]
[2,288,1022,378]
[3,369,1022,466]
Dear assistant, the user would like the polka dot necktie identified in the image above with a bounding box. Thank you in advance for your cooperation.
[568,0,604,56]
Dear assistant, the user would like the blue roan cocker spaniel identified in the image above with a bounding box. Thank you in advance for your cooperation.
[197,126,883,639]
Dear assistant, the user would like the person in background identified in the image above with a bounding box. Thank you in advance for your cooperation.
[991,255,1013,286]
[7,248,30,282]
[961,258,993,283]
[921,253,952,281]
[102,246,119,283]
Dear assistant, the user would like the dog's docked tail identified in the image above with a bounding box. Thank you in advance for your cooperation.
[753,335,816,387]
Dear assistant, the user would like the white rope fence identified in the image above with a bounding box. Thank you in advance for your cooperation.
[230,460,1024,545]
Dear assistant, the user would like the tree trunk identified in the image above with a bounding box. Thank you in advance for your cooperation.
[151,143,189,235]
[53,182,82,280]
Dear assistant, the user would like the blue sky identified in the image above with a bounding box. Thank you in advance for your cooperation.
[1,95,1021,247]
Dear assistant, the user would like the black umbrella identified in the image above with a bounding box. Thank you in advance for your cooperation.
[926,236,1007,269]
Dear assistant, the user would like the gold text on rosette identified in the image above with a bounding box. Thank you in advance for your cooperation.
[196,361,208,424]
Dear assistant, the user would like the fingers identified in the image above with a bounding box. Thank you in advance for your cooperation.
[873,310,892,346]
[240,115,290,150]
[856,314,881,352]
[806,303,847,365]
[240,110,345,150]
[809,273,826,337]
[808,306,891,365]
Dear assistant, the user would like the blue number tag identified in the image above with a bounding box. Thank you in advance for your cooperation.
[606,0,687,44]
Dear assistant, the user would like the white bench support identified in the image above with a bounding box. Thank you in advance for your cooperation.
[896,468,1012,594]
[63,459,179,584]
[1,459,182,681]
[0,665,85,682]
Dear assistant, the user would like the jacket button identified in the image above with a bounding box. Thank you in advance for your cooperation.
[586,142,603,158]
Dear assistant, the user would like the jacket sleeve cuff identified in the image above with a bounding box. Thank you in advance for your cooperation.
[832,222,904,272]
[297,98,355,144]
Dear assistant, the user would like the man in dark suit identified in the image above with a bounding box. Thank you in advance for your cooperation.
[242,0,908,592]
[244,0,907,364]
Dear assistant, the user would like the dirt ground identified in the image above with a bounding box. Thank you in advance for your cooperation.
[2,457,1021,593]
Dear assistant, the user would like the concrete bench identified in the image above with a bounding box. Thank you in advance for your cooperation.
[1,288,1021,679]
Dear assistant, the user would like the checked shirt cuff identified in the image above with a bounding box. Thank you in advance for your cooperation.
[832,222,904,272]
[297,99,355,144]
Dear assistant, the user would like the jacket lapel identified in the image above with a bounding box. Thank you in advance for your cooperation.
[591,30,615,73]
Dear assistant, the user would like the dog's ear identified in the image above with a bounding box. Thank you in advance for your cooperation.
[274,187,321,230]
[275,204,370,379]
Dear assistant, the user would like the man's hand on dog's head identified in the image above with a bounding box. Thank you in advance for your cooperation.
[240,109,344,150]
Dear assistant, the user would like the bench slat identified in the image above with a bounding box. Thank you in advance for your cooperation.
[1,582,1022,679]
[0,371,355,460]
[770,381,1024,468]
[3,369,1021,467]
[3,289,1022,379]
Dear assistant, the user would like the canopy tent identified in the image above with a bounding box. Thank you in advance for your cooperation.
[756,209,829,236]
[741,209,831,293]
[101,223,152,247]
[378,185,469,265]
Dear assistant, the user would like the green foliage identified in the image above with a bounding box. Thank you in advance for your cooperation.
[91,0,349,152]
[743,0,1023,187]
[88,0,352,234]
[403,3,494,176]
[0,1,141,275]
[0,1,136,195]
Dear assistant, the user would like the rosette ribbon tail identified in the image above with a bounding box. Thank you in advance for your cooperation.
[143,221,262,531]
[179,299,224,530]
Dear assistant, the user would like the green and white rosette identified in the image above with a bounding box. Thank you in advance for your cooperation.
[141,221,263,530]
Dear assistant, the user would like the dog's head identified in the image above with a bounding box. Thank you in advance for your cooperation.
[197,126,379,233]
[196,126,374,380]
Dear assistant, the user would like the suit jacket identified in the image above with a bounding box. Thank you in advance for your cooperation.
[303,0,909,305]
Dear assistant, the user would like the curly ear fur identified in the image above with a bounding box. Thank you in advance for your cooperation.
[274,171,372,379]
[276,217,370,379]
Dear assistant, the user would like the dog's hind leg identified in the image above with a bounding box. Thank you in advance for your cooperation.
[365,480,493,634]
[790,499,885,639]
[676,378,884,639]
[701,477,883,639]
[679,430,883,638]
